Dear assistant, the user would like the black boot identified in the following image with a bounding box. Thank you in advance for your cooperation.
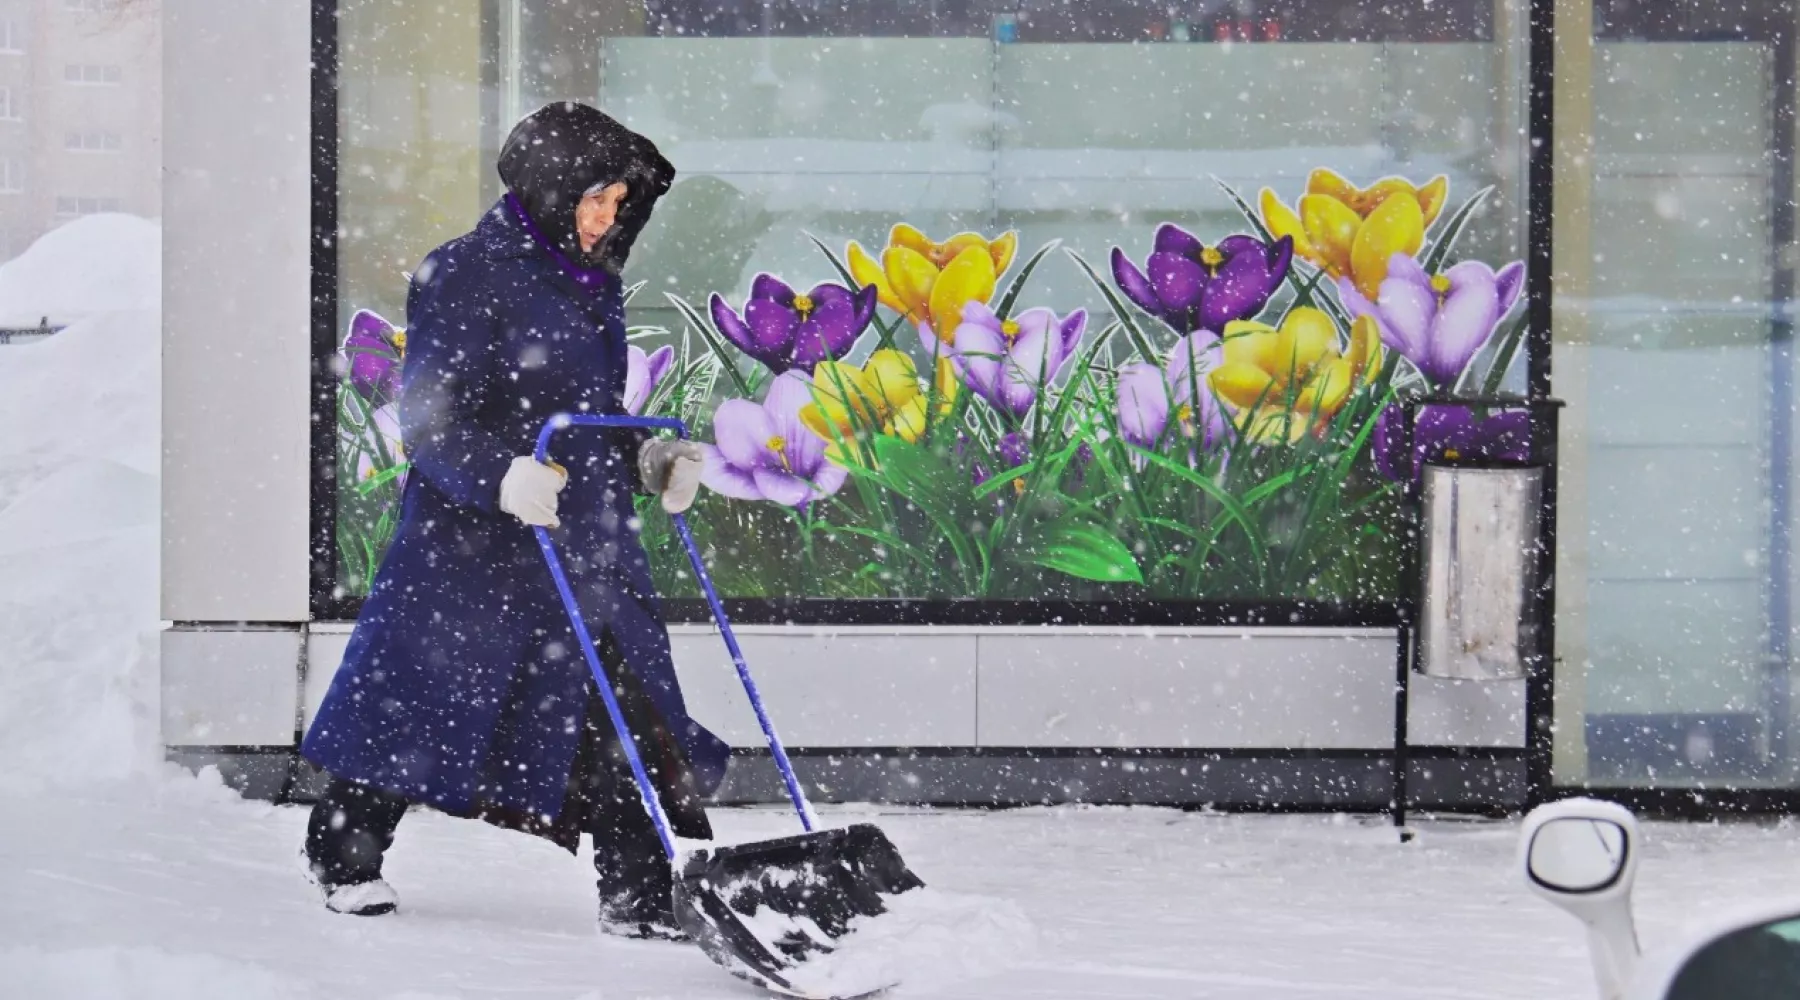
[588,735,687,941]
[573,631,710,941]
[303,775,408,916]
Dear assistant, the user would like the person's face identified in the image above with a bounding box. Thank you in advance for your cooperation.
[576,182,629,253]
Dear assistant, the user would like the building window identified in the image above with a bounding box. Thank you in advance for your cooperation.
[64,130,120,152]
[63,64,121,85]
[0,158,22,194]
[0,89,19,121]
[54,195,120,218]
[0,21,24,54]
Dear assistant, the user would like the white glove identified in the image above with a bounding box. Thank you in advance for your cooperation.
[638,438,705,514]
[499,456,567,528]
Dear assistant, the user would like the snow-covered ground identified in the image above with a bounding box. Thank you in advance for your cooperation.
[3,785,1798,1000]
[1,215,1794,1000]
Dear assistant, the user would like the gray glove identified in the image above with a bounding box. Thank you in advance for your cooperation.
[638,437,705,514]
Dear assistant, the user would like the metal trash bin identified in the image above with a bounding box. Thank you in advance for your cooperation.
[1418,462,1545,681]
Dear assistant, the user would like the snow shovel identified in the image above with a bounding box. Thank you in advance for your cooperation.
[533,413,925,1000]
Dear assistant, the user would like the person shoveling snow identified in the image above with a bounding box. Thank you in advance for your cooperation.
[298,101,923,998]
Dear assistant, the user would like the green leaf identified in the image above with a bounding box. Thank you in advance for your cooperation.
[1276,268,1331,326]
[807,231,861,289]
[1477,310,1529,398]
[994,239,1060,320]
[665,292,754,398]
[356,461,410,496]
[870,435,979,588]
[972,460,1037,500]
[1045,322,1118,438]
[1420,185,1494,275]
[1020,517,1144,584]
[1138,515,1208,543]
[1212,175,1278,243]
[1239,466,1306,508]
[1129,444,1267,568]
[829,523,940,571]
[1063,248,1160,363]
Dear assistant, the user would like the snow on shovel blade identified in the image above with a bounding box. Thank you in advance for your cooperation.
[673,823,925,999]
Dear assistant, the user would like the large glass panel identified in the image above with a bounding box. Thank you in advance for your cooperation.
[331,0,1532,609]
[1555,0,1799,787]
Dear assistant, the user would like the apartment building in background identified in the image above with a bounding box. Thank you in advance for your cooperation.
[0,0,159,261]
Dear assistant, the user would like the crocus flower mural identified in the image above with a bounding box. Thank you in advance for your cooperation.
[337,160,1529,605]
[624,344,676,415]
[972,431,1033,499]
[1372,405,1532,483]
[848,224,1015,343]
[1211,309,1382,442]
[335,308,411,594]
[1339,253,1524,390]
[342,309,405,407]
[801,348,956,462]
[1111,227,1291,335]
[701,372,848,508]
[709,274,878,375]
[1116,331,1227,452]
[1260,169,1448,299]
[949,302,1087,421]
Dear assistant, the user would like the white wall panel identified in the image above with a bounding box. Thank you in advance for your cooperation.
[161,627,300,746]
[161,1,313,621]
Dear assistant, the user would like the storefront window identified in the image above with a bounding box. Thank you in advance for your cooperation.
[329,0,1531,608]
[1555,0,1799,788]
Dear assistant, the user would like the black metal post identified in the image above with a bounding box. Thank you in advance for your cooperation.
[1763,24,1795,777]
[309,0,342,620]
[1522,0,1557,806]
[1526,403,1561,808]
[1393,397,1420,840]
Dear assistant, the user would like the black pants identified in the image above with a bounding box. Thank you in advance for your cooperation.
[304,690,670,906]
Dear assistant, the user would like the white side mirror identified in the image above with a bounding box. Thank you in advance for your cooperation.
[1519,799,1641,1000]
[1631,904,1800,999]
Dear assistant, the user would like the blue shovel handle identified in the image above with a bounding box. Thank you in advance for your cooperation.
[531,413,818,861]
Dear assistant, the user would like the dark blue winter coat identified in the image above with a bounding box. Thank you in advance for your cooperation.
[302,200,729,830]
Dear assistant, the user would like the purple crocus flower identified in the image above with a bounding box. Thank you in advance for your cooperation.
[623,344,675,415]
[341,309,404,406]
[1111,227,1292,334]
[1339,253,1524,390]
[1372,404,1531,482]
[950,301,1087,420]
[971,431,1032,490]
[710,275,878,375]
[1116,331,1227,451]
[700,372,848,507]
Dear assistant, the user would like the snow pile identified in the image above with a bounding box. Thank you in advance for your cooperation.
[777,887,1039,998]
[0,213,161,327]
[0,214,162,791]
[0,947,310,1000]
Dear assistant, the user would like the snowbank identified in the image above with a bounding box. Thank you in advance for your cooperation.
[0,213,161,328]
[1,947,310,1000]
[0,215,162,792]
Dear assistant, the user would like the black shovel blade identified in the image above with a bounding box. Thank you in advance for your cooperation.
[672,823,925,999]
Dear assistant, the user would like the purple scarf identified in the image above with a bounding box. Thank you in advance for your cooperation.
[504,193,617,296]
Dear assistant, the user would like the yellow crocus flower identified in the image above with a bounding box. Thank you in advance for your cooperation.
[1259,169,1448,301]
[847,224,1017,343]
[800,349,958,464]
[1210,309,1383,443]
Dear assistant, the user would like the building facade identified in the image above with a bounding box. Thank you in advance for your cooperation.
[0,0,159,262]
[159,0,1800,814]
